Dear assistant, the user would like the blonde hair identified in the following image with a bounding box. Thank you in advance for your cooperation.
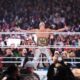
[39,22,45,27]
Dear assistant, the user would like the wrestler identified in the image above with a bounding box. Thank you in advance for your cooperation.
[16,22,68,46]
[16,22,68,69]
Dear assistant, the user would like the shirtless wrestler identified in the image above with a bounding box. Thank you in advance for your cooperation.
[16,22,68,46]
[16,22,68,68]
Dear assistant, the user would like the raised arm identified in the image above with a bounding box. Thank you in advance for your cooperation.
[55,24,69,32]
[15,27,36,32]
[20,29,35,32]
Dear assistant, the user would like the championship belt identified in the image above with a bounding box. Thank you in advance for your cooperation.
[37,38,48,46]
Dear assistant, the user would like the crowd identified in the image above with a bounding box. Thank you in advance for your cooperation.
[0,0,80,32]
[1,64,40,80]
[0,34,80,47]
[0,55,80,80]
[0,48,79,68]
[0,0,80,79]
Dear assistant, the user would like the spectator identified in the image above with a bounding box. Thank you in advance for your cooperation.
[47,59,75,80]
[4,48,14,57]
[22,61,40,80]
[1,65,21,80]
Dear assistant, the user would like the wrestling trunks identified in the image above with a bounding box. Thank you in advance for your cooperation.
[37,37,48,46]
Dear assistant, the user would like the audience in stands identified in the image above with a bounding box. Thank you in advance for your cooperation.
[0,0,80,79]
[0,34,80,47]
[0,0,80,32]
